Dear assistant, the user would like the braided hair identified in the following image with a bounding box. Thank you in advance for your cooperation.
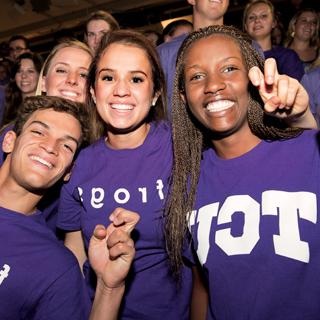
[165,25,303,277]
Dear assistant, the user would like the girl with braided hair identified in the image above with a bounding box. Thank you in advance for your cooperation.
[166,25,319,319]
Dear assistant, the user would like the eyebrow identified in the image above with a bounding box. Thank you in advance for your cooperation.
[27,120,79,147]
[98,68,148,77]
[53,62,88,71]
[185,56,242,71]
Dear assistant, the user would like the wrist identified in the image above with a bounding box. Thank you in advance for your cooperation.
[283,107,317,129]
[96,278,125,296]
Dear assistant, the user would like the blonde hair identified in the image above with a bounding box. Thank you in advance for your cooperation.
[35,39,93,96]
[284,8,320,48]
[243,0,275,31]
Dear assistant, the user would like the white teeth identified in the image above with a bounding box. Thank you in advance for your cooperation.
[206,100,234,112]
[30,155,53,169]
[111,104,133,110]
[61,91,77,97]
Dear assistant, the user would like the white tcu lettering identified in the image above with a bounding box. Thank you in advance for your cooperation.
[114,188,130,204]
[216,195,260,256]
[262,190,317,263]
[189,203,219,265]
[0,264,10,285]
[193,191,317,265]
[91,188,104,209]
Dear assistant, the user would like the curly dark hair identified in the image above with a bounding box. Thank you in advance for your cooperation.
[165,25,303,278]
[13,95,90,149]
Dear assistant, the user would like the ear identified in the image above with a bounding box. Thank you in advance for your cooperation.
[152,91,161,106]
[272,20,276,29]
[41,76,47,93]
[2,131,17,154]
[187,0,196,5]
[90,87,96,104]
[164,35,171,43]
[179,91,186,104]
[62,163,74,182]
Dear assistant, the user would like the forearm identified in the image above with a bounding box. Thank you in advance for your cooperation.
[190,266,208,320]
[89,280,125,320]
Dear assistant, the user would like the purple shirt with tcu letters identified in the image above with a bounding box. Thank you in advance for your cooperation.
[0,207,91,320]
[190,129,320,319]
[57,121,192,319]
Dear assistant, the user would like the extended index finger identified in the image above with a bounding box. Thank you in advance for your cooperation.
[264,58,278,85]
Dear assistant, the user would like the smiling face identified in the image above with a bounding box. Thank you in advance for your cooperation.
[188,0,229,27]
[42,47,92,103]
[15,58,39,98]
[294,11,318,42]
[245,2,275,41]
[91,43,156,137]
[183,34,250,138]
[4,109,81,192]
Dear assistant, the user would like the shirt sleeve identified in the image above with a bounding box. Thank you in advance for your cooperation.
[56,178,83,231]
[32,264,91,320]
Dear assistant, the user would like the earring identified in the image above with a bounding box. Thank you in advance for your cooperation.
[151,97,157,106]
[291,31,295,38]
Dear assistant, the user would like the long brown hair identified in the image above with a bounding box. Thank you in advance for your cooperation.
[86,29,167,141]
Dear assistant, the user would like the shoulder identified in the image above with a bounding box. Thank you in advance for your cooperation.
[151,120,172,139]
[157,34,187,54]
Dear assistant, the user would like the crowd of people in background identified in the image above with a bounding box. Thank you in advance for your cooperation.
[0,0,319,318]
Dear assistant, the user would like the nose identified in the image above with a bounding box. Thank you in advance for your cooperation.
[204,74,226,95]
[113,79,130,97]
[66,71,78,86]
[20,71,27,79]
[40,137,59,155]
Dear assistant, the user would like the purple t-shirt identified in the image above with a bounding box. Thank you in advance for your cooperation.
[189,129,320,319]
[157,34,186,114]
[264,46,304,81]
[0,207,91,319]
[301,67,320,124]
[57,121,192,319]
[191,131,320,320]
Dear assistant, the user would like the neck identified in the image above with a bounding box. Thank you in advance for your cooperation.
[257,37,272,51]
[193,14,224,30]
[0,158,42,215]
[290,38,310,50]
[22,91,35,100]
[211,125,261,159]
[106,123,150,150]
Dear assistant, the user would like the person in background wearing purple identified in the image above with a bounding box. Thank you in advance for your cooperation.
[157,0,230,113]
[301,57,320,124]
[285,8,319,72]
[243,0,305,81]
[165,25,318,319]
[0,95,138,320]
[57,30,193,319]
[84,10,120,54]
[162,19,193,43]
